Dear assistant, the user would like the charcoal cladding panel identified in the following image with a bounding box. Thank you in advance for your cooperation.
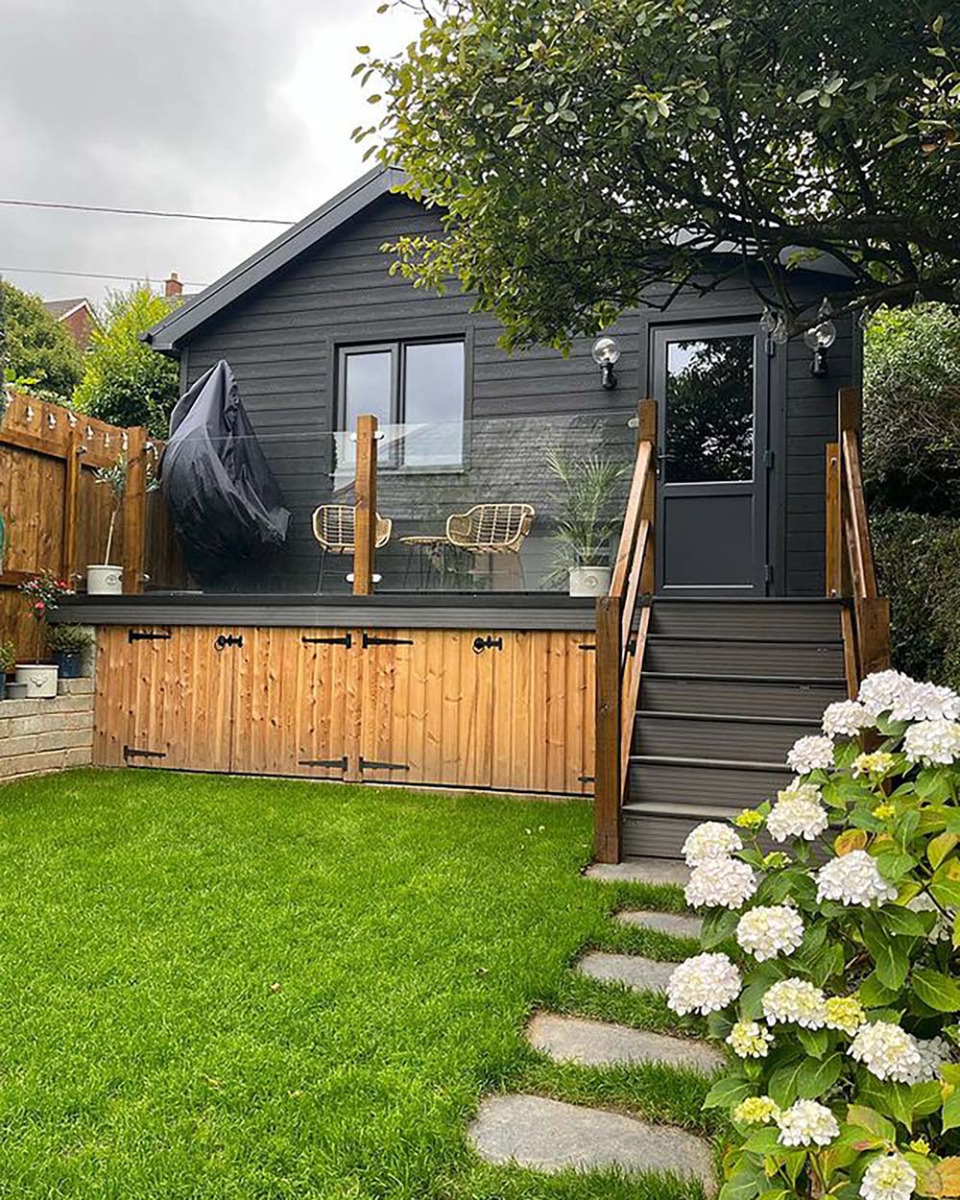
[179,192,856,595]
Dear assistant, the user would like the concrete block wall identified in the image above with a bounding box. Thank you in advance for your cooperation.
[0,677,95,782]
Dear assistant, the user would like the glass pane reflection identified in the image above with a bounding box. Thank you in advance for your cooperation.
[664,336,754,483]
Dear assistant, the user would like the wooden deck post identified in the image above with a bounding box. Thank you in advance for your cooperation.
[122,426,147,595]
[61,426,82,584]
[824,442,841,599]
[637,398,657,596]
[594,594,622,863]
[353,414,378,596]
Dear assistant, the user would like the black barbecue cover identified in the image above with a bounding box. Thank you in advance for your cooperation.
[161,360,290,587]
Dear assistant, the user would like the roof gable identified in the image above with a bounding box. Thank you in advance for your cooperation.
[144,165,407,353]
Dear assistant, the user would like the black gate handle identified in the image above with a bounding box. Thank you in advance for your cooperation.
[214,634,244,651]
[473,635,503,654]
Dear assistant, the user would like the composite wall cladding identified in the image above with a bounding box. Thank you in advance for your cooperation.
[0,677,94,782]
[178,193,857,597]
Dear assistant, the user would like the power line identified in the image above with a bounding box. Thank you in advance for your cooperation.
[0,198,295,225]
[0,265,208,287]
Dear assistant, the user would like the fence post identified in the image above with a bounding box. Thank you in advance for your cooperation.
[637,398,657,596]
[594,594,622,863]
[61,426,82,584]
[353,414,378,596]
[122,426,147,595]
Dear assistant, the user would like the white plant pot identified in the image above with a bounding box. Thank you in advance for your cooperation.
[15,663,59,699]
[87,564,123,595]
[5,682,28,700]
[568,565,612,597]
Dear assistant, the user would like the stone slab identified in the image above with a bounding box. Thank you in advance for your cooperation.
[58,677,94,695]
[468,1094,715,1192]
[576,952,675,994]
[586,858,691,887]
[616,910,702,939]
[527,1014,724,1075]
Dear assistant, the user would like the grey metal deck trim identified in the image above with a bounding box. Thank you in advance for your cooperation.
[54,593,595,632]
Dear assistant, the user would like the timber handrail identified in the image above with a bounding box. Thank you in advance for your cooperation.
[594,397,657,863]
[825,387,890,693]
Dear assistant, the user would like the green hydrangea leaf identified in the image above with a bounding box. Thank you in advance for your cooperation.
[912,968,960,1012]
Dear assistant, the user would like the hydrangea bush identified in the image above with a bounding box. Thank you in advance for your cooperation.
[668,671,960,1200]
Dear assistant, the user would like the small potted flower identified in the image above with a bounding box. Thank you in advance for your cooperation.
[88,454,127,595]
[17,570,74,698]
[45,624,94,678]
[0,639,15,700]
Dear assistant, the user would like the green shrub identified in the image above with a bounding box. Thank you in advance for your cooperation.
[45,624,95,655]
[864,305,960,518]
[671,673,960,1200]
[0,282,85,402]
[873,511,960,691]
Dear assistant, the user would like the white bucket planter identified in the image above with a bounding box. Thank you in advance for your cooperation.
[568,565,612,597]
[87,564,123,595]
[15,663,59,699]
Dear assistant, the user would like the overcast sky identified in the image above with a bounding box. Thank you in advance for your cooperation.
[0,0,422,307]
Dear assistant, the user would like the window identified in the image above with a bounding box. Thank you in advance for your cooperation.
[338,339,465,469]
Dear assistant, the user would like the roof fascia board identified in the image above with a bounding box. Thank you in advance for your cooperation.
[144,164,407,351]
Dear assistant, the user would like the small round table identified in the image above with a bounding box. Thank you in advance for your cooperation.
[399,535,457,590]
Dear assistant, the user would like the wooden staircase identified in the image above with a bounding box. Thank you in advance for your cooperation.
[622,599,848,858]
[593,387,890,864]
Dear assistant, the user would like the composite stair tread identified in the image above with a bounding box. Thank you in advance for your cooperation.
[635,710,821,728]
[623,800,744,819]
[630,752,792,772]
[641,670,848,686]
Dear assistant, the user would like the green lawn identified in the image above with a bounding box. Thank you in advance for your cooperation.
[0,769,714,1200]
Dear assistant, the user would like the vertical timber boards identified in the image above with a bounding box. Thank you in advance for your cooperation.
[94,624,594,795]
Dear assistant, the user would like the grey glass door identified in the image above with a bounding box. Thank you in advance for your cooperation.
[652,322,770,595]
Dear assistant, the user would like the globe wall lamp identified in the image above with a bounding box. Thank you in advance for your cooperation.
[804,300,837,378]
[592,335,621,390]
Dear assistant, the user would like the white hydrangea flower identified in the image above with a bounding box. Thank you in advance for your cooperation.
[766,781,829,843]
[786,734,835,775]
[891,679,960,723]
[775,1099,839,1148]
[736,905,805,962]
[733,1095,780,1125]
[762,978,828,1029]
[903,718,960,766]
[666,952,741,1016]
[726,1019,774,1058]
[849,1021,923,1083]
[907,893,953,943]
[681,821,742,867]
[822,699,872,738]
[816,850,898,907]
[860,1154,917,1200]
[824,996,866,1036]
[859,669,913,720]
[684,857,758,909]
[903,1035,953,1084]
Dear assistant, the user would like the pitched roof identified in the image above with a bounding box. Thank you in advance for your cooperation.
[143,164,407,353]
[43,297,94,321]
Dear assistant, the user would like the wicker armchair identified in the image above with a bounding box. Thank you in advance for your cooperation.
[312,505,392,592]
[445,503,535,588]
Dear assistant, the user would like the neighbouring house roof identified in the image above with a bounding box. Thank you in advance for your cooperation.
[143,164,408,354]
[43,297,94,322]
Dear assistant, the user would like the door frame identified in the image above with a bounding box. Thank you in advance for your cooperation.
[649,317,780,597]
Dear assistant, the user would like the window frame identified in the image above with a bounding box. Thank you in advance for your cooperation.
[336,336,468,474]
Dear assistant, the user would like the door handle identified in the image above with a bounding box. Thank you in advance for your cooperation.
[214,634,244,651]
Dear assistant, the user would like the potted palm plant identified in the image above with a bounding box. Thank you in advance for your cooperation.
[0,640,15,701]
[46,624,94,678]
[545,448,628,596]
[88,454,127,594]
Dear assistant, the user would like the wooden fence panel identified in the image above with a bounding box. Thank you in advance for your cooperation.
[0,393,182,658]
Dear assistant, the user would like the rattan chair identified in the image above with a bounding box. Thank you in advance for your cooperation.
[312,505,392,592]
[445,503,535,588]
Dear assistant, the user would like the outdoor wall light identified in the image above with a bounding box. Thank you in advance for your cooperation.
[804,300,837,377]
[592,335,621,390]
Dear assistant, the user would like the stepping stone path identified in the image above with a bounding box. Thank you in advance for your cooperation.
[471,855,720,1193]
[576,951,676,994]
[468,1094,715,1193]
[616,909,703,939]
[527,1013,724,1075]
[586,857,691,887]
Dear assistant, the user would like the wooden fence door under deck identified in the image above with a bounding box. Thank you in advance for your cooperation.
[94,625,594,795]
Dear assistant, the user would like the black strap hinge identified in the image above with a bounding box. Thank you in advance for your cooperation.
[302,634,352,648]
[123,745,167,761]
[361,632,414,649]
[128,628,172,643]
[358,757,410,772]
[298,756,348,771]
